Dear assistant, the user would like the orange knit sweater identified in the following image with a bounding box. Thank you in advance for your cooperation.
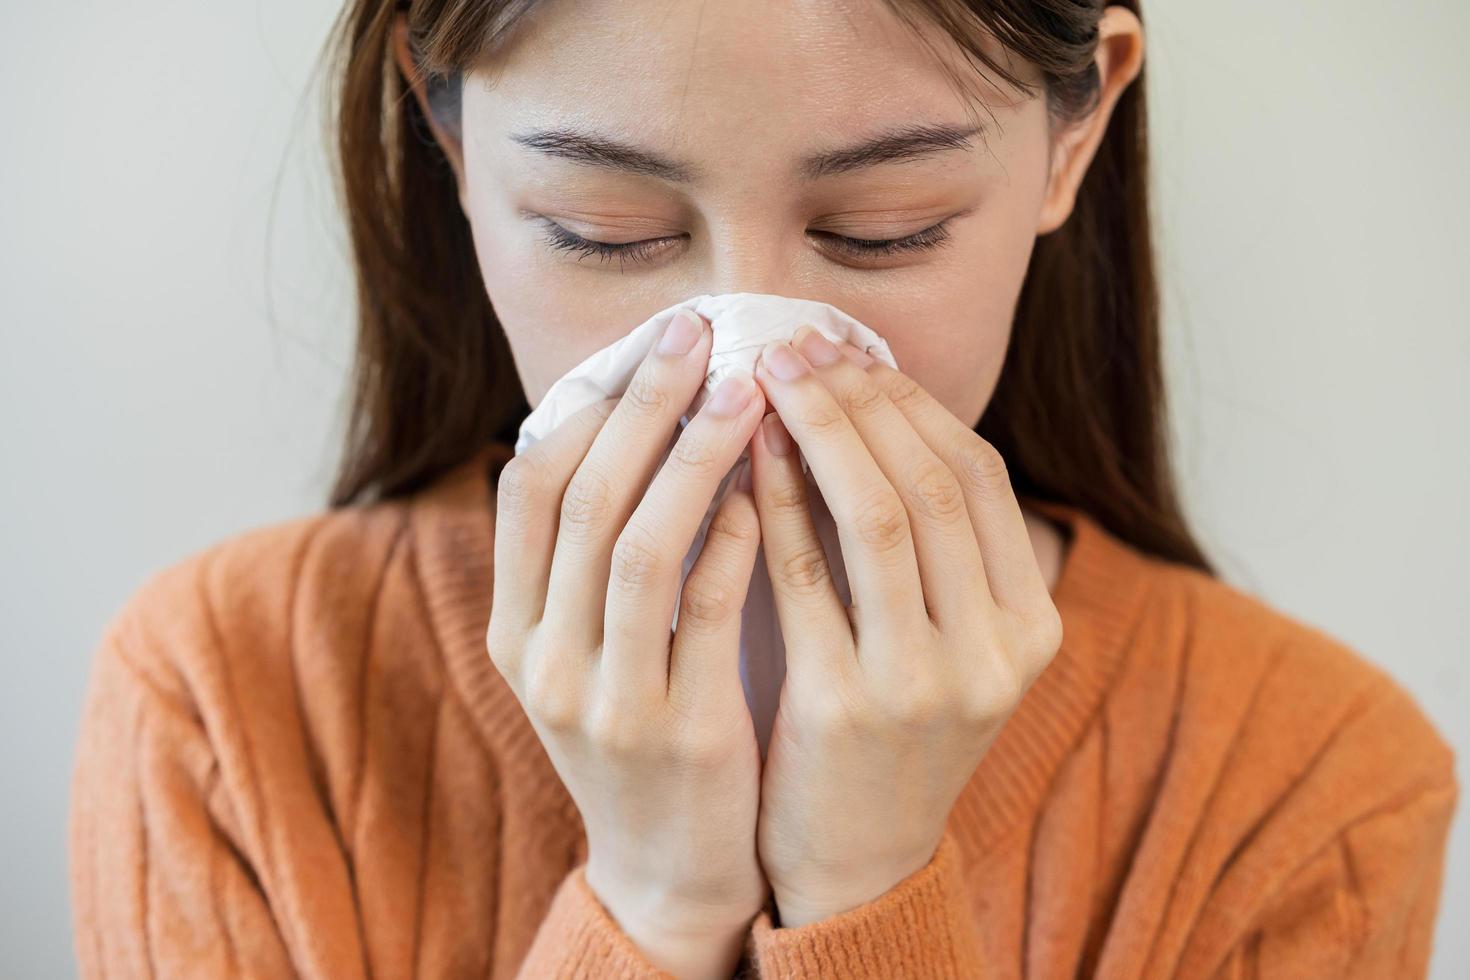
[69,442,1458,978]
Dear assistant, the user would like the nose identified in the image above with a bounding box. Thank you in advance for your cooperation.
[708,269,795,300]
[699,222,805,299]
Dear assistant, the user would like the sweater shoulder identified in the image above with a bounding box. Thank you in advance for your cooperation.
[95,499,418,713]
[1121,557,1457,808]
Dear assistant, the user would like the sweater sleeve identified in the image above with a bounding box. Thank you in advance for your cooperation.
[69,583,687,980]
[69,613,300,978]
[514,866,683,978]
[745,831,987,978]
[1207,773,1459,979]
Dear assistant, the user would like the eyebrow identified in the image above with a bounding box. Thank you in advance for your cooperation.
[507,122,982,183]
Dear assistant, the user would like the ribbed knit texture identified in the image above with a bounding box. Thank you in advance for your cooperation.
[69,441,1459,978]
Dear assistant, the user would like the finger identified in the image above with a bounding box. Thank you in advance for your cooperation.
[542,310,713,630]
[792,325,988,632]
[753,339,926,640]
[848,349,1049,616]
[667,463,763,713]
[602,371,766,695]
[749,412,851,676]
[491,397,619,644]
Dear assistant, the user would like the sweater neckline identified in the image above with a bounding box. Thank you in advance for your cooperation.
[411,441,1155,851]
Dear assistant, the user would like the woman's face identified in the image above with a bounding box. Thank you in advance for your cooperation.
[435,0,1109,429]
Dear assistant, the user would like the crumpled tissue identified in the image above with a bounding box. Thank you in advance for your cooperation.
[512,292,901,758]
[514,292,897,469]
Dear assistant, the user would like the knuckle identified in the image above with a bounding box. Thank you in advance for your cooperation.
[805,682,862,739]
[622,372,670,418]
[837,380,887,420]
[494,456,545,524]
[1007,609,1063,692]
[765,476,809,516]
[589,396,621,423]
[680,572,741,627]
[963,657,1026,725]
[955,439,1010,493]
[485,616,522,674]
[883,371,928,413]
[610,523,667,591]
[1031,604,1065,661]
[995,657,1028,708]
[524,662,581,732]
[560,466,616,537]
[777,543,833,596]
[668,434,722,478]
[585,699,647,759]
[705,498,760,550]
[797,403,848,437]
[582,702,623,754]
[849,488,911,555]
[905,459,967,523]
[820,674,887,740]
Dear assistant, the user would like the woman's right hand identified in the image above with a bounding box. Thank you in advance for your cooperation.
[487,310,771,979]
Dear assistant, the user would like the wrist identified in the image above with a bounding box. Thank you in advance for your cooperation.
[585,859,762,935]
[618,914,748,980]
[771,853,933,929]
[770,893,847,930]
[584,865,757,977]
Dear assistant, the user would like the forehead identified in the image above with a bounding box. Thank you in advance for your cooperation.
[464,0,1016,155]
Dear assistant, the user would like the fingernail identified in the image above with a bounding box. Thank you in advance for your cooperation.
[736,459,753,491]
[839,341,875,368]
[762,412,794,456]
[760,341,808,381]
[658,310,702,356]
[706,372,756,416]
[795,326,841,367]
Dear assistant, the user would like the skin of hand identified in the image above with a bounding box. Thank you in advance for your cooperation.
[486,309,772,979]
[745,324,1065,928]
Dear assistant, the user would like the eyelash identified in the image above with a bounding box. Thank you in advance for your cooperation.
[535,216,956,269]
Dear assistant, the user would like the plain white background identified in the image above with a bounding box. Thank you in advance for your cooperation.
[3,1,1466,975]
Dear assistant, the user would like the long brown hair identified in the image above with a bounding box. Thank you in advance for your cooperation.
[321,0,1213,574]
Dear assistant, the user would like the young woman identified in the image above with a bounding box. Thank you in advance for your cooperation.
[69,1,1458,977]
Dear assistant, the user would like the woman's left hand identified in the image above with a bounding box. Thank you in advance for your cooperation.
[747,325,1064,929]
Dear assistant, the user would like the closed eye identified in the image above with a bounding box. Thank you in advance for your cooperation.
[535,215,962,271]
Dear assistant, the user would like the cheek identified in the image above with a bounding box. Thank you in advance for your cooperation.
[888,304,1011,429]
[461,180,659,406]
[853,200,1042,429]
[460,128,653,404]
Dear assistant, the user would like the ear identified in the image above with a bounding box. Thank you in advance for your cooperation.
[1035,6,1145,235]
[391,13,468,199]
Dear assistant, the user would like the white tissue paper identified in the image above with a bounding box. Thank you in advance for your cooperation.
[515,292,897,464]
[513,292,901,758]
